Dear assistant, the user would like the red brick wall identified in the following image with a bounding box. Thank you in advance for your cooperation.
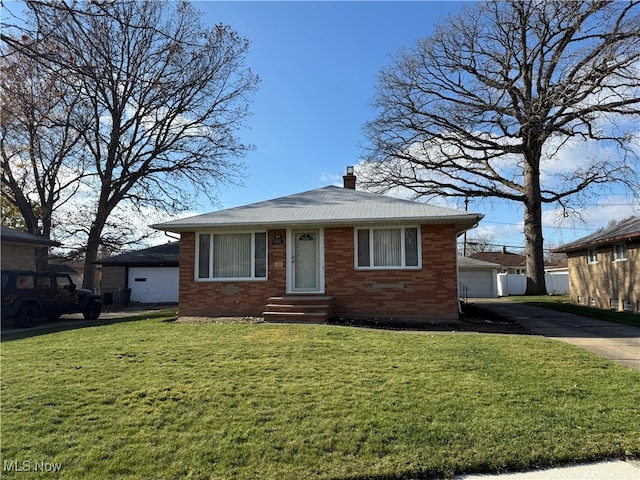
[178,225,460,321]
[178,230,286,317]
[324,225,459,321]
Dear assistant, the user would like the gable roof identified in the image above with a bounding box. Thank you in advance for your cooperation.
[153,186,483,234]
[95,242,179,267]
[458,256,500,269]
[553,216,640,253]
[469,251,526,267]
[0,226,61,247]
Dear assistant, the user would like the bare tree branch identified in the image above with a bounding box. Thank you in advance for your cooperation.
[362,0,640,294]
[2,1,259,286]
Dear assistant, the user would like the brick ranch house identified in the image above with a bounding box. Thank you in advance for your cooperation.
[153,171,483,322]
[552,216,639,313]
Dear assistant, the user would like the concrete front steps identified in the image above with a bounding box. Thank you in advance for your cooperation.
[263,295,335,323]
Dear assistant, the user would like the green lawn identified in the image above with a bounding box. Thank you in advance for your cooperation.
[2,314,639,479]
[505,295,640,328]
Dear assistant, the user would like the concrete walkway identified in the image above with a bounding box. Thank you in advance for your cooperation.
[473,299,640,371]
[1,304,176,337]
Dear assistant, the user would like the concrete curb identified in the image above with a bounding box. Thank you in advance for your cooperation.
[454,459,640,479]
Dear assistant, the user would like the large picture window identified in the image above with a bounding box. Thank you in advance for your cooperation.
[197,232,267,280]
[356,227,420,269]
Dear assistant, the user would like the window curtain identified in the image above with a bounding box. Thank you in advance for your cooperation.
[254,232,267,277]
[357,229,370,267]
[373,229,402,266]
[404,228,419,266]
[213,233,251,278]
[198,234,211,278]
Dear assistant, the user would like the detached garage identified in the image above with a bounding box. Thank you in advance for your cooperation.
[96,242,179,304]
[458,256,499,298]
[128,267,179,303]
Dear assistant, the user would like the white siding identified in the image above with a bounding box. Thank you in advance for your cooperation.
[459,270,497,298]
[128,267,179,303]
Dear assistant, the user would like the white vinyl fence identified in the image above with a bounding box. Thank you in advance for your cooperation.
[497,272,569,296]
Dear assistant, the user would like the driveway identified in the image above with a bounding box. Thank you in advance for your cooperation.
[1,304,177,338]
[473,299,640,371]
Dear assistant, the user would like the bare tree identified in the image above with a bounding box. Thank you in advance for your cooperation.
[544,246,567,267]
[1,38,89,269]
[4,1,258,287]
[464,234,496,256]
[362,0,640,294]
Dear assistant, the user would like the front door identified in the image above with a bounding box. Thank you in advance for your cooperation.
[291,229,321,292]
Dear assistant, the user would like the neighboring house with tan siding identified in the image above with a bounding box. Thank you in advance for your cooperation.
[552,217,640,313]
[0,226,60,270]
[153,170,483,323]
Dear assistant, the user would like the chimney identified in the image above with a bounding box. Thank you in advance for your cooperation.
[343,165,356,190]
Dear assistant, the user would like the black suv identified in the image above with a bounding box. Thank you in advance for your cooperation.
[1,270,102,328]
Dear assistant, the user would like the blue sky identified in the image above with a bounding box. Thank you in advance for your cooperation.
[190,1,639,252]
[3,1,636,253]
[197,1,464,206]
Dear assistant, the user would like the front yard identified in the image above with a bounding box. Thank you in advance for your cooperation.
[2,313,639,479]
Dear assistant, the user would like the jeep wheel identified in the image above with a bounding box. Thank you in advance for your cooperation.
[83,301,102,320]
[16,305,42,328]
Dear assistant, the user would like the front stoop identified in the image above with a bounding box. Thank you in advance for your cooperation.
[263,295,335,323]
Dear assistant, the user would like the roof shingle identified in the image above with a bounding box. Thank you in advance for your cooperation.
[0,226,61,247]
[96,242,179,266]
[153,186,483,233]
[553,217,640,253]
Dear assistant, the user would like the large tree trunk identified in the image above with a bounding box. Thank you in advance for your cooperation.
[34,246,49,271]
[523,155,547,296]
[82,230,100,290]
[82,208,109,290]
[35,212,54,271]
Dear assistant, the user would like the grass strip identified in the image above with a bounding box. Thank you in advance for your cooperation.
[505,295,640,327]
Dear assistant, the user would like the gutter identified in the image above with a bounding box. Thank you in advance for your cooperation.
[151,214,484,235]
[553,233,640,253]
[455,221,484,315]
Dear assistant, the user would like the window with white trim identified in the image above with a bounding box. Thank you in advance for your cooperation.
[587,248,597,264]
[613,243,627,262]
[355,227,420,269]
[197,232,267,280]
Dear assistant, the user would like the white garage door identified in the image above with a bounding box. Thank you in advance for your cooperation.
[459,270,496,298]
[128,267,179,303]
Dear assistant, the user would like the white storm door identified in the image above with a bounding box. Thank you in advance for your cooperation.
[291,230,322,292]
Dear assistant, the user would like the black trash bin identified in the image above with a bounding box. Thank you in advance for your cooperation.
[119,288,131,307]
[103,291,114,306]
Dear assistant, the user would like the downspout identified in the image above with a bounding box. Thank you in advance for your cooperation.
[456,254,463,315]
[456,219,482,315]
